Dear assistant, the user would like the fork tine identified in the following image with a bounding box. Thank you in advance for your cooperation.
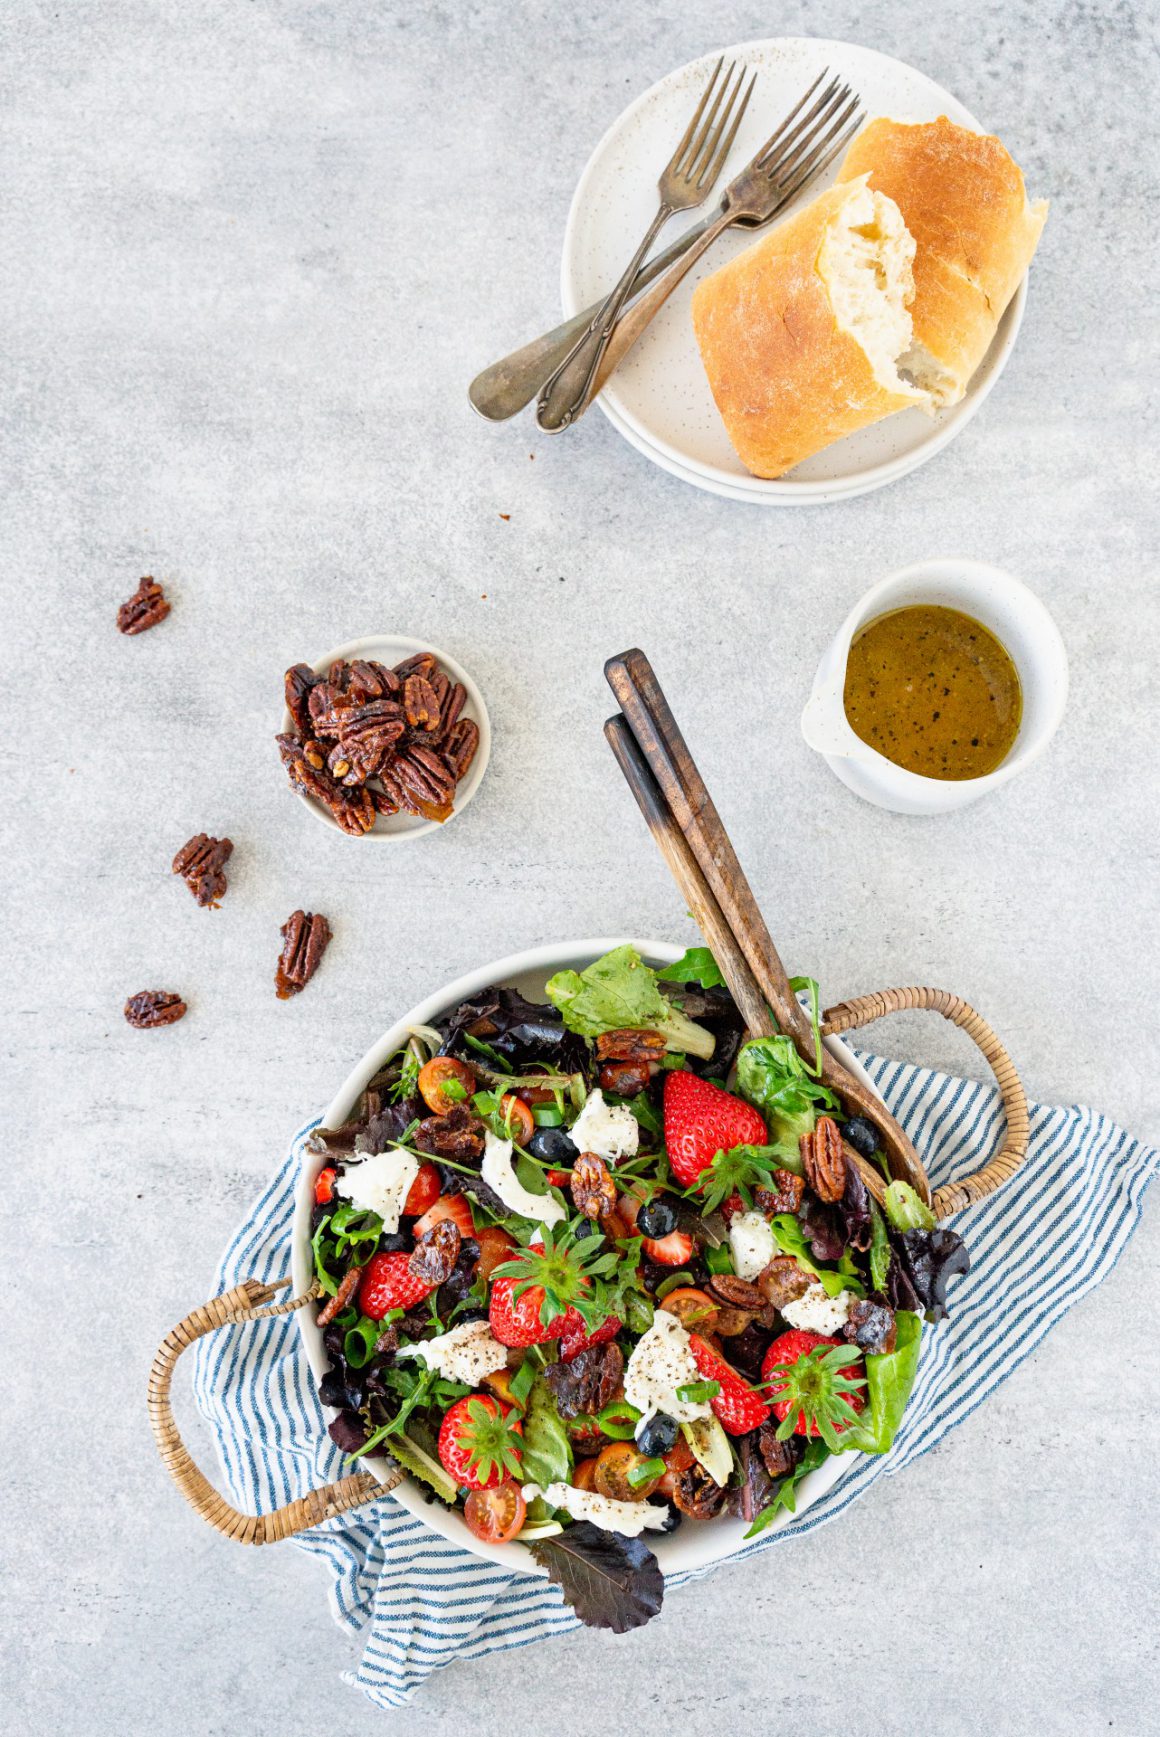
[696,67,757,189]
[773,113,864,211]
[686,60,742,184]
[768,91,861,190]
[757,76,849,172]
[740,68,833,172]
[668,57,725,176]
[679,58,736,178]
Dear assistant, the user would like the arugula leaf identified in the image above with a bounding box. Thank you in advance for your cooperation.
[657,946,725,990]
[546,945,715,1061]
[520,1379,574,1487]
[735,1035,839,1145]
[528,1522,664,1632]
[884,1180,937,1232]
[389,1046,422,1104]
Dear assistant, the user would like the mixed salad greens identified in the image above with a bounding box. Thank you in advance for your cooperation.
[307,944,969,1632]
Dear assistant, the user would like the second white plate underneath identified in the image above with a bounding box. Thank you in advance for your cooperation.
[561,36,1031,505]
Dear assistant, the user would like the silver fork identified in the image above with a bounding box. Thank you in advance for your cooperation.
[535,57,756,433]
[581,73,863,411]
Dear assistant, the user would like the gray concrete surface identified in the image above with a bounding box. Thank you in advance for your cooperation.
[4,0,1158,1731]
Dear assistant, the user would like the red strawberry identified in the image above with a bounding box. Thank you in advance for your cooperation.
[618,1188,695,1266]
[719,1191,744,1225]
[437,1394,524,1491]
[413,1192,475,1238]
[487,1226,607,1348]
[761,1329,866,1442]
[358,1250,434,1320]
[557,1307,621,1361]
[313,1166,336,1206]
[688,1332,771,1435]
[663,1070,767,1190]
[488,1275,559,1347]
[403,1161,441,1218]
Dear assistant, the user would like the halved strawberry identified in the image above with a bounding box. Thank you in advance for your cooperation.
[413,1192,475,1238]
[619,1186,694,1266]
[557,1306,622,1361]
[437,1394,523,1491]
[313,1166,336,1206]
[664,1070,767,1190]
[358,1250,434,1320]
[687,1332,771,1435]
[403,1161,441,1218]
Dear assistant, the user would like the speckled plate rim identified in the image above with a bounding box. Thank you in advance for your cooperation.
[561,36,1029,504]
[280,634,491,843]
[291,937,885,1579]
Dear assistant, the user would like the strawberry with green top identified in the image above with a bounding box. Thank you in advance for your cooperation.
[761,1329,866,1449]
[437,1395,524,1491]
[664,1070,768,1190]
[488,1224,619,1348]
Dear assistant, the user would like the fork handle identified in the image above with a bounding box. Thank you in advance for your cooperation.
[535,206,672,433]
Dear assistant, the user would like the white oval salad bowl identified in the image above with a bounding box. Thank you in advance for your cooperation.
[291,937,879,1577]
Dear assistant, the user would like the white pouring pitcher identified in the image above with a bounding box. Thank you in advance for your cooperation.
[801,558,1069,815]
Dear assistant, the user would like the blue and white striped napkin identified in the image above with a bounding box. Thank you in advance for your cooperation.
[192,1052,1156,1709]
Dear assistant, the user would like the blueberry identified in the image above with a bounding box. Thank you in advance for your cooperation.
[637,1194,678,1238]
[528,1127,578,1163]
[658,1502,683,1534]
[574,1216,601,1241]
[842,1116,880,1159]
[635,1412,679,1456]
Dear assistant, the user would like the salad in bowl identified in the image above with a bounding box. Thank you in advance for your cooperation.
[295,939,968,1631]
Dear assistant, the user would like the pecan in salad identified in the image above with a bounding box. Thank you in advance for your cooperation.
[305,944,966,1632]
[276,648,480,831]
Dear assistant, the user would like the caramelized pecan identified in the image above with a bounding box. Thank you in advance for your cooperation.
[408,1219,461,1286]
[757,1255,813,1310]
[124,990,186,1028]
[307,682,348,740]
[800,1114,846,1203]
[284,663,324,735]
[671,1462,726,1519]
[275,910,331,999]
[843,1297,897,1355]
[278,736,376,834]
[317,1264,361,1328]
[393,651,437,682]
[336,697,406,783]
[382,744,455,822]
[570,1152,617,1220]
[754,1169,805,1217]
[345,659,399,701]
[758,1421,803,1481]
[414,1104,486,1161]
[117,576,170,635]
[302,739,326,770]
[543,1341,623,1420]
[595,1029,667,1063]
[597,1060,651,1096]
[172,833,233,908]
[708,1274,767,1311]
[443,717,480,782]
[434,681,466,744]
[403,673,441,731]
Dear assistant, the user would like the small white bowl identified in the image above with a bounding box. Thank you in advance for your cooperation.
[801,559,1068,814]
[280,635,491,842]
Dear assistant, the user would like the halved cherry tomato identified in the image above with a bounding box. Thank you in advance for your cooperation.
[659,1286,719,1331]
[592,1441,661,1502]
[464,1480,527,1545]
[498,1093,535,1146]
[475,1223,517,1284]
[546,1168,573,1189]
[516,1085,556,1106]
[403,1161,441,1217]
[571,1456,599,1492]
[313,1166,336,1206]
[417,1055,477,1114]
[656,1436,695,1499]
[413,1192,475,1238]
[481,1366,519,1407]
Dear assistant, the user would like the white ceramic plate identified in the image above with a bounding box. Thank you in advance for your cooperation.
[281,635,491,843]
[292,937,886,1578]
[561,37,1029,504]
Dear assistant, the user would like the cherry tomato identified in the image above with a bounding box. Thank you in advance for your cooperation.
[481,1366,519,1407]
[597,1060,650,1097]
[463,1480,527,1545]
[568,1416,607,1456]
[545,1168,573,1189]
[592,1442,661,1502]
[659,1287,719,1332]
[313,1166,336,1206]
[499,1093,535,1146]
[571,1456,598,1492]
[417,1055,477,1114]
[475,1224,517,1284]
[656,1436,695,1499]
[403,1161,441,1217]
[516,1085,556,1106]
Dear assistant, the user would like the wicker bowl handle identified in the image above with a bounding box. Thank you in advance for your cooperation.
[147,1274,398,1544]
[821,986,1030,1220]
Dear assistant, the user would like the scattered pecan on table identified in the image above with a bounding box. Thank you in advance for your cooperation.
[275,910,332,999]
[800,1113,847,1203]
[124,990,187,1029]
[172,833,233,908]
[116,576,170,635]
[276,648,481,832]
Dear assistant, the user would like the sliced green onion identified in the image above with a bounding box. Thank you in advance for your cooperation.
[655,1271,694,1300]
[532,1103,564,1127]
[675,1379,721,1404]
[704,1242,734,1276]
[627,1455,666,1488]
[596,1399,642,1440]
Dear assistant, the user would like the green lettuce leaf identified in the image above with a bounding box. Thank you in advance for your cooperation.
[519,1378,574,1488]
[734,1036,839,1145]
[656,946,725,989]
[546,945,714,1060]
[884,1181,937,1232]
[847,1310,923,1455]
[769,1214,864,1298]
